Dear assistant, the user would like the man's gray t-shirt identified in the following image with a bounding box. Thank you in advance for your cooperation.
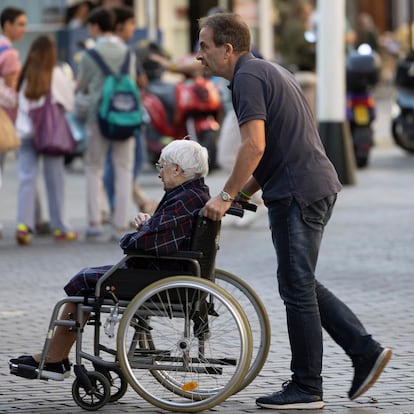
[230,53,342,208]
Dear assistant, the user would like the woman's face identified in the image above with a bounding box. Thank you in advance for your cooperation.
[157,161,183,190]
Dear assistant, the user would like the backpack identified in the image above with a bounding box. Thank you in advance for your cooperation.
[87,49,143,140]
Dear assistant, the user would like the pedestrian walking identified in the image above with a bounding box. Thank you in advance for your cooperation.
[0,7,26,238]
[102,5,157,219]
[15,35,78,245]
[197,12,391,410]
[76,6,136,240]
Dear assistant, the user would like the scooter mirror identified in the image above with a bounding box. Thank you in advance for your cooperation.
[304,30,317,44]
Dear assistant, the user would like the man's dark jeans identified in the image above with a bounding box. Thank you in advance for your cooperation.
[267,195,381,396]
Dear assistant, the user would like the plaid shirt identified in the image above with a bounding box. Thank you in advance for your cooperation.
[120,178,210,256]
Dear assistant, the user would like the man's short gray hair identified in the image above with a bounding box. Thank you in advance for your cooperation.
[160,139,209,178]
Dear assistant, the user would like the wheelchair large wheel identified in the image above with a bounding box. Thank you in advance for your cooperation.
[214,269,271,392]
[117,276,252,412]
[72,370,111,411]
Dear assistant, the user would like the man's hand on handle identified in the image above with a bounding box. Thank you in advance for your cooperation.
[203,195,233,221]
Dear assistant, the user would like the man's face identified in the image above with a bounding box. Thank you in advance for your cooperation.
[4,14,27,42]
[196,26,227,78]
[118,17,135,41]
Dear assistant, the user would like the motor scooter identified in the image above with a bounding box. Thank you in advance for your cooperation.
[346,44,380,168]
[137,43,222,168]
[391,0,414,154]
[392,51,414,154]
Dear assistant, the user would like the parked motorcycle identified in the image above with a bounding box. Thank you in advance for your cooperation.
[137,43,222,168]
[346,44,380,168]
[391,51,414,154]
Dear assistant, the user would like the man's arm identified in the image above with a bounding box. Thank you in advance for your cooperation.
[203,119,265,220]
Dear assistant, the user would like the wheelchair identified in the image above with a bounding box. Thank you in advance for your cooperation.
[10,206,271,412]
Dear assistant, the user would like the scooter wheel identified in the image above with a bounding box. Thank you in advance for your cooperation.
[72,370,111,411]
[355,154,369,168]
[392,118,414,154]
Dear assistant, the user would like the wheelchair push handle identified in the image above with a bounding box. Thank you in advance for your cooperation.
[227,206,244,217]
[199,201,258,218]
[226,201,258,217]
[236,200,258,212]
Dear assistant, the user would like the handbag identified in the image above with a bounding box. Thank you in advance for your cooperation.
[0,107,20,152]
[29,90,76,156]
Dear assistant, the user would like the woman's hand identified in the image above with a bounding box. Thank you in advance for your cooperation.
[134,212,151,230]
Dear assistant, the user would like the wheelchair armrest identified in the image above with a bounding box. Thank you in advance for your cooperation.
[123,249,157,257]
[122,249,203,259]
[169,250,203,259]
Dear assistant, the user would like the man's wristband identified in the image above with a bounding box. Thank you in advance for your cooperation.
[239,189,252,200]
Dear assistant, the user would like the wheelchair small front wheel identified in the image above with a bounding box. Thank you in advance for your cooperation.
[94,366,128,403]
[72,370,111,411]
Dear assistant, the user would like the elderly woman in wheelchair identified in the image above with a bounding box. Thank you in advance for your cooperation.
[9,139,210,380]
[9,139,270,412]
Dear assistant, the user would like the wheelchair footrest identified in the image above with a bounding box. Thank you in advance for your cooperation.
[9,363,45,381]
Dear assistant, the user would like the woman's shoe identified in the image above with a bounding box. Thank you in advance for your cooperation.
[53,229,79,241]
[16,224,31,245]
[9,355,65,381]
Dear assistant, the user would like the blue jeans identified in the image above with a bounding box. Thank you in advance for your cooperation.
[268,195,381,396]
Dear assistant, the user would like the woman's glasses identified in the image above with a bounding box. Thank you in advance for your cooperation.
[155,162,168,172]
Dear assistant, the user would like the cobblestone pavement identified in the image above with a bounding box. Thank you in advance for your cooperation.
[1,117,413,412]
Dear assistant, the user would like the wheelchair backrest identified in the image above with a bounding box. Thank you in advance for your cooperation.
[190,214,221,281]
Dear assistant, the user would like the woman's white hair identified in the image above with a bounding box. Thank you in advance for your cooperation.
[160,139,209,178]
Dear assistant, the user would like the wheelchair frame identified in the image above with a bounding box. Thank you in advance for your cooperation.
[10,209,271,412]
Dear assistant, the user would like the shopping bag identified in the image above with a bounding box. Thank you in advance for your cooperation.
[29,91,76,156]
